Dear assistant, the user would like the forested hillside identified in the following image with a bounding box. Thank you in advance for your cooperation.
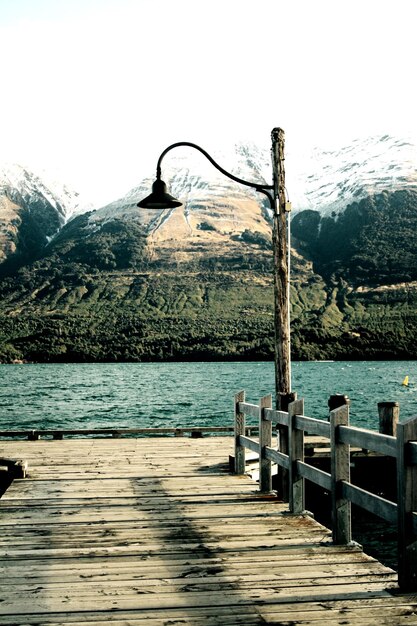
[1,189,417,363]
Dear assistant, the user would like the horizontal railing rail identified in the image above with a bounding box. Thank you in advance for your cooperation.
[338,425,397,457]
[297,460,331,491]
[234,389,417,592]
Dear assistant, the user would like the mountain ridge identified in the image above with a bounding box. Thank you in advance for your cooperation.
[0,134,416,363]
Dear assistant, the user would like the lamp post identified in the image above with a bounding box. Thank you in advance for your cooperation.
[137,128,292,408]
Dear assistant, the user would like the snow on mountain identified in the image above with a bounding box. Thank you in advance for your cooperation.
[0,162,92,224]
[96,141,271,212]
[90,141,272,243]
[287,135,417,215]
[0,162,93,263]
[93,134,417,233]
[1,133,415,261]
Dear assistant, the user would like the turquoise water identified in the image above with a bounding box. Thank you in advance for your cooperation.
[0,361,416,432]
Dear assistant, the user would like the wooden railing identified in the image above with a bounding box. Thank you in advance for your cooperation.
[234,390,417,591]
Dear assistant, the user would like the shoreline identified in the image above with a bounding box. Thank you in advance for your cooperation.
[2,357,417,365]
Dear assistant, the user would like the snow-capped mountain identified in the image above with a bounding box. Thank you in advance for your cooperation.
[97,141,271,214]
[1,136,417,364]
[94,134,417,228]
[1,134,416,267]
[0,163,92,264]
[75,134,417,268]
[287,134,417,215]
[90,142,272,246]
[0,163,91,224]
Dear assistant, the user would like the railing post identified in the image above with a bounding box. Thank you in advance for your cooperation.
[234,390,246,475]
[328,394,350,419]
[259,394,273,493]
[330,404,351,544]
[288,398,305,514]
[397,415,417,591]
[378,401,399,437]
[277,391,297,502]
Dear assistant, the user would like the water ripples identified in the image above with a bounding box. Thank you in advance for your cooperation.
[0,361,416,431]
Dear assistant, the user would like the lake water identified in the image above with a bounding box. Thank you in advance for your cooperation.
[0,360,416,432]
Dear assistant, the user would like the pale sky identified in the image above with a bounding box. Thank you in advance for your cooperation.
[0,0,416,206]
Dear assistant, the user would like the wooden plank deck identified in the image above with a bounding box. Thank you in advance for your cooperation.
[0,437,417,625]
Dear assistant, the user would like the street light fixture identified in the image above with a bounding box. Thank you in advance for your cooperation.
[138,141,274,209]
[137,128,292,409]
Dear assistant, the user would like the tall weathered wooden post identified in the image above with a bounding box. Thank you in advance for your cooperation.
[271,128,291,410]
[271,128,294,502]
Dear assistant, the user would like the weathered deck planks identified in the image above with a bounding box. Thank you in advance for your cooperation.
[0,437,416,625]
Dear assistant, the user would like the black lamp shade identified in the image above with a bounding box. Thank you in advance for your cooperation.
[137,179,182,209]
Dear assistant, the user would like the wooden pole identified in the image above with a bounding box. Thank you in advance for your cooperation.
[259,394,273,493]
[328,394,350,416]
[288,398,305,514]
[276,391,297,502]
[378,401,399,436]
[271,128,291,409]
[397,415,417,590]
[330,403,351,544]
[234,390,246,475]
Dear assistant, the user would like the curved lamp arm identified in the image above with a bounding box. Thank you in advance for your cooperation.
[156,142,275,209]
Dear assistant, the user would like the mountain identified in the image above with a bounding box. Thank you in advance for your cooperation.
[0,135,416,363]
[289,134,417,216]
[81,133,417,269]
[88,142,272,266]
[0,163,91,268]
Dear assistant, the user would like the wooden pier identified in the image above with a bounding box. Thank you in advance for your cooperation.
[1,436,417,625]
